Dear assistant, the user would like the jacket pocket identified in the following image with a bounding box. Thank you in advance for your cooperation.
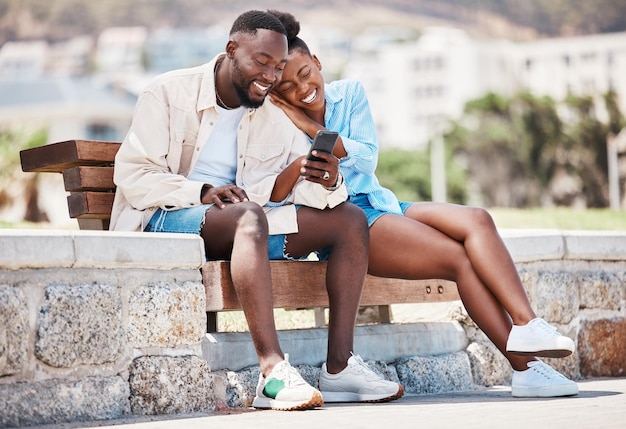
[244,144,285,169]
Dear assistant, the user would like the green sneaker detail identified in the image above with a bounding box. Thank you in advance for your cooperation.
[263,378,286,399]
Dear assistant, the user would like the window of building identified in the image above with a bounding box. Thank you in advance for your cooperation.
[86,123,118,141]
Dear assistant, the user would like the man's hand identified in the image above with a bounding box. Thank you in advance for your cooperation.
[201,184,249,208]
[300,150,339,187]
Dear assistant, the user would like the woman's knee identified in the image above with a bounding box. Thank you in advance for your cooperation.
[466,206,497,230]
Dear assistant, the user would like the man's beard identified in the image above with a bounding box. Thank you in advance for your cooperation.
[231,57,266,109]
[233,82,265,109]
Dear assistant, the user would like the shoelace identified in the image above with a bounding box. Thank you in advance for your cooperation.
[533,319,560,336]
[349,354,382,380]
[272,357,307,387]
[528,360,566,380]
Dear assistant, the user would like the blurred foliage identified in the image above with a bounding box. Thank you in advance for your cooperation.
[378,90,625,209]
[376,144,466,204]
[0,128,47,212]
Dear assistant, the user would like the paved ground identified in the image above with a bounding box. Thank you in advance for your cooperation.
[32,378,626,429]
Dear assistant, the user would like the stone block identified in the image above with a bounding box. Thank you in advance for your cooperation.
[129,355,216,415]
[578,318,626,377]
[0,285,29,376]
[127,281,205,348]
[578,271,624,310]
[466,341,511,387]
[223,365,259,408]
[0,376,130,428]
[531,271,579,324]
[395,351,475,394]
[36,283,123,367]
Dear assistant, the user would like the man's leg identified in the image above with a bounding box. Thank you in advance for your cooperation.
[201,201,322,410]
[283,202,404,403]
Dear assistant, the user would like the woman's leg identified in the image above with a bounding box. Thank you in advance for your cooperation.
[403,202,536,325]
[283,203,369,373]
[367,209,535,371]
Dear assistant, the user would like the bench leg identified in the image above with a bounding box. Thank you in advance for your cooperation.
[207,312,218,333]
[378,305,391,324]
[314,307,326,327]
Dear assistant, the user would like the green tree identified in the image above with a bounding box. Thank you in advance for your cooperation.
[0,128,48,223]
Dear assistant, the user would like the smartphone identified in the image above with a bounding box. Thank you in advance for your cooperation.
[306,130,338,162]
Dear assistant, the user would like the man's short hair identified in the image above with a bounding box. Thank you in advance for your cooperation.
[230,10,287,36]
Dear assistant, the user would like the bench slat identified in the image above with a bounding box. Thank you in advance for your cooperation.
[203,260,459,311]
[20,140,120,173]
[67,191,115,218]
[63,166,116,192]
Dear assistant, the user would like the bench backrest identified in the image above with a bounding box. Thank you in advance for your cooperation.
[20,140,119,230]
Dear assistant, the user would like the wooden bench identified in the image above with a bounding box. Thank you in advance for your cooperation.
[20,139,460,332]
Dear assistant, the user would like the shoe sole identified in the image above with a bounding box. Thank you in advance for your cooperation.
[321,385,404,403]
[512,384,579,397]
[252,390,324,411]
[507,348,573,358]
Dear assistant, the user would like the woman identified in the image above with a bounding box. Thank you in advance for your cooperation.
[267,10,578,399]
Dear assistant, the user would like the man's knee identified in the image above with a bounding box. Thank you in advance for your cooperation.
[336,202,368,230]
[232,201,269,236]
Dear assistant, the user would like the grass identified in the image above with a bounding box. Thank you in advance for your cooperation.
[488,207,626,230]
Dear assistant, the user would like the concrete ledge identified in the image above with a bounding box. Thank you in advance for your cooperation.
[0,229,206,269]
[500,229,566,262]
[501,229,626,262]
[563,230,626,260]
[203,321,468,371]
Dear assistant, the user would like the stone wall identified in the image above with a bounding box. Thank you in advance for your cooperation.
[0,229,625,427]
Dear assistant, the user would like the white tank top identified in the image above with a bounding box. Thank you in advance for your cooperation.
[188,105,246,187]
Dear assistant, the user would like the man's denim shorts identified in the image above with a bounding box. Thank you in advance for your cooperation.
[145,204,329,261]
[349,194,413,227]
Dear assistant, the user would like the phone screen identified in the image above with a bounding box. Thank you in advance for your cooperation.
[307,130,338,161]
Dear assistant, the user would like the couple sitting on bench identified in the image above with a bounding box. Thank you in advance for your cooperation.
[109,9,577,411]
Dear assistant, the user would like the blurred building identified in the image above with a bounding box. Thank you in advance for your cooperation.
[0,77,135,143]
[341,27,626,150]
[95,27,148,77]
[144,26,228,74]
[0,40,47,80]
[343,26,479,150]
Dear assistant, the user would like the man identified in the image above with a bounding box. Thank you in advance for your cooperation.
[110,10,403,411]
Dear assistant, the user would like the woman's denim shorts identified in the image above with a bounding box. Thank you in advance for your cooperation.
[349,194,413,227]
[145,204,329,261]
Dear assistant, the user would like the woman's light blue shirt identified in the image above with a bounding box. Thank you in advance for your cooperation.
[323,79,403,215]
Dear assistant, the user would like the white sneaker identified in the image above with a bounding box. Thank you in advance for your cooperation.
[252,355,323,411]
[511,359,579,397]
[319,354,404,403]
[506,318,575,358]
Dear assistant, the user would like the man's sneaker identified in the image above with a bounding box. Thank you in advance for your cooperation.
[252,356,323,411]
[506,317,575,358]
[319,354,404,403]
[511,359,579,397]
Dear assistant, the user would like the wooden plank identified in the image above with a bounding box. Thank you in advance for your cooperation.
[63,166,115,192]
[202,260,459,311]
[67,191,115,219]
[77,219,110,231]
[20,140,120,173]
